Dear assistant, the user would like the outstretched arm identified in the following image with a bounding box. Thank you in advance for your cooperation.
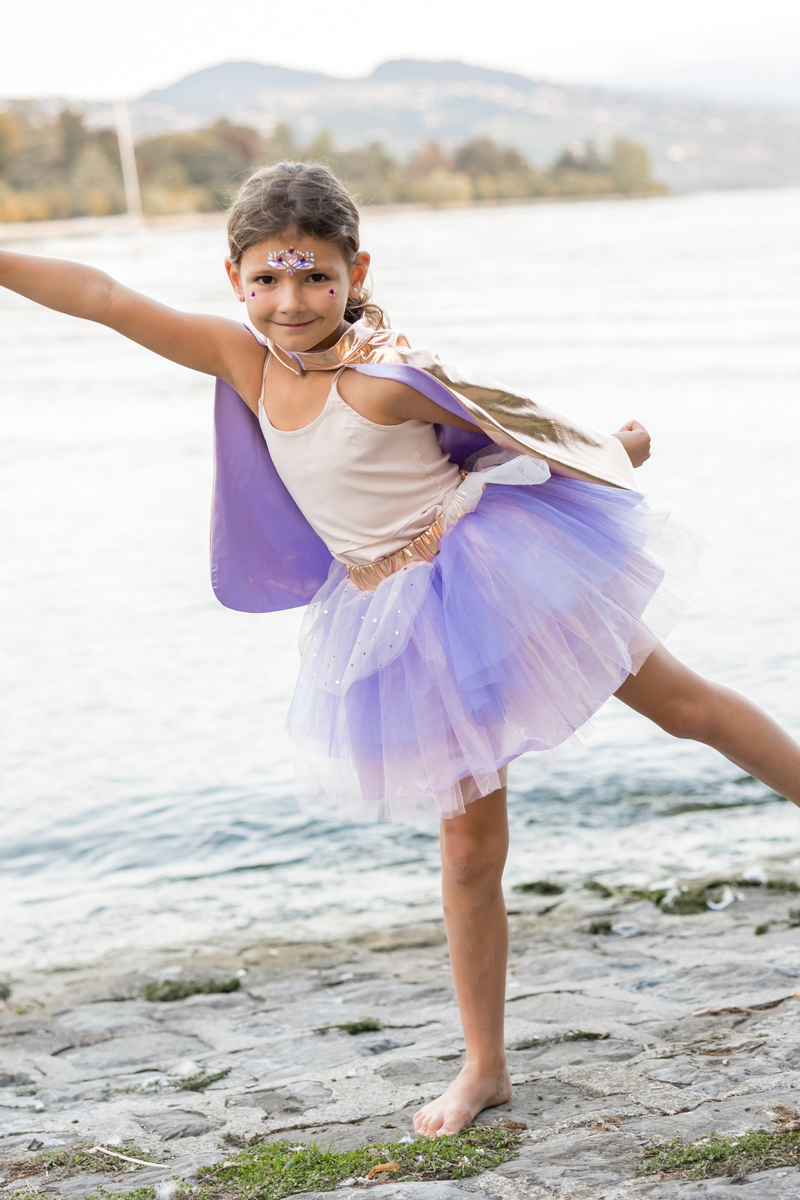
[0,249,265,406]
[338,370,652,469]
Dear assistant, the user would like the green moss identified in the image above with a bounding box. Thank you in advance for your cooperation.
[639,1130,800,1180]
[174,1066,231,1091]
[513,880,564,895]
[0,982,11,1001]
[100,1190,160,1200]
[314,1017,382,1035]
[583,881,613,897]
[766,879,800,893]
[195,1125,520,1199]
[587,918,614,935]
[144,977,240,1002]
[755,909,800,935]
[509,1030,608,1050]
[660,887,710,915]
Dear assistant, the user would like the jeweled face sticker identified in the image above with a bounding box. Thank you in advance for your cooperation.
[329,288,336,296]
[250,291,255,297]
[267,247,315,276]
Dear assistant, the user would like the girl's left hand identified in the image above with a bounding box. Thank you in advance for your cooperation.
[613,420,651,468]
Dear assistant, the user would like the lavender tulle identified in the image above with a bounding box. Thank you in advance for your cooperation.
[287,458,696,822]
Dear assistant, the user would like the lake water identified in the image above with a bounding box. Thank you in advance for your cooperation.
[3,188,800,973]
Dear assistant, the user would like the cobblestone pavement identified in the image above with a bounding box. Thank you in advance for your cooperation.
[3,884,800,1198]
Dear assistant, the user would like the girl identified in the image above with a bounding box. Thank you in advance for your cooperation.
[2,162,800,1139]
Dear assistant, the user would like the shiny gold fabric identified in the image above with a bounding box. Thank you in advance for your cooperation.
[345,514,444,592]
[266,321,638,491]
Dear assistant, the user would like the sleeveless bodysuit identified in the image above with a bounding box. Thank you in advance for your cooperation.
[258,360,462,566]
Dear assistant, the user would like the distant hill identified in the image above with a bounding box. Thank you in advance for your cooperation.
[141,61,335,105]
[20,58,800,193]
[368,59,538,90]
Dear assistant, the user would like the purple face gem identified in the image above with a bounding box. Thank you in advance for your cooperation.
[250,291,255,298]
[267,247,315,276]
[329,288,336,296]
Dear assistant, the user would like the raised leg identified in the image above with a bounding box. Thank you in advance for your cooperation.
[413,786,512,1137]
[616,644,800,805]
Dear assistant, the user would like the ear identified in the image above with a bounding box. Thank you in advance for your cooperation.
[350,251,371,296]
[225,258,245,302]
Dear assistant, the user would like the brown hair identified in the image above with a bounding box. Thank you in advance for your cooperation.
[226,161,387,329]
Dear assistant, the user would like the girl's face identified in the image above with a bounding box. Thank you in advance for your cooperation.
[226,233,370,351]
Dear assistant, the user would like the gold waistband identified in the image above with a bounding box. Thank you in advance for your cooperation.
[344,471,469,593]
[345,516,444,591]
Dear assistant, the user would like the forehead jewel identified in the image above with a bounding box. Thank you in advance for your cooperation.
[267,247,315,276]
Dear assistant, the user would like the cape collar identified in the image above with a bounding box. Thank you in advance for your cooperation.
[266,319,395,374]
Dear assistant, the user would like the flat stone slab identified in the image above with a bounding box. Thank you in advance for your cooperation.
[134,1108,224,1139]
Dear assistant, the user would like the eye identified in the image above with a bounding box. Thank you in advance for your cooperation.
[254,274,278,286]
[308,273,329,283]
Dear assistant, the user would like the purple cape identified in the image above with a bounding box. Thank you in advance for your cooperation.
[211,367,490,613]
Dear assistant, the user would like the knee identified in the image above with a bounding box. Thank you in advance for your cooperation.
[441,827,507,890]
[655,688,716,742]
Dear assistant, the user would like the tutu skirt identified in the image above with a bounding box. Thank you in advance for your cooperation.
[287,453,695,822]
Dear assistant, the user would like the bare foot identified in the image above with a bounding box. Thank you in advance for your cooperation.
[413,1061,512,1137]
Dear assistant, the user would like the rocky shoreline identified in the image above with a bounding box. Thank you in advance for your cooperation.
[3,880,800,1199]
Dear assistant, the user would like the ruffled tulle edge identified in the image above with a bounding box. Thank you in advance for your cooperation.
[288,475,703,823]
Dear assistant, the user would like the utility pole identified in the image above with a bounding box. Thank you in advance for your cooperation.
[113,100,143,220]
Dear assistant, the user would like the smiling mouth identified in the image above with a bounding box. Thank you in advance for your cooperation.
[272,318,318,329]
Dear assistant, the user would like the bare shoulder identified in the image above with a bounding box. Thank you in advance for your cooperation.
[338,367,479,431]
[217,321,269,412]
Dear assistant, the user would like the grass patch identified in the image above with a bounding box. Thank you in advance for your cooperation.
[508,1030,608,1050]
[768,880,800,893]
[314,1017,382,1035]
[512,879,564,895]
[174,1066,232,1091]
[1,1143,160,1185]
[639,1130,800,1180]
[196,1125,520,1199]
[144,977,240,1002]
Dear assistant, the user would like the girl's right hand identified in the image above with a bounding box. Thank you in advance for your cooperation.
[613,420,651,468]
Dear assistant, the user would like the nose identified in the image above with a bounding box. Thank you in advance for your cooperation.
[276,279,306,314]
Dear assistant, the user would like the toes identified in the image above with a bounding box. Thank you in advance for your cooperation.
[438,1105,472,1136]
[426,1112,445,1137]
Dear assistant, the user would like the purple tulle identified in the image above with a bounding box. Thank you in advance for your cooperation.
[287,468,695,822]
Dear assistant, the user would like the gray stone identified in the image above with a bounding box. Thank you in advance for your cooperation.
[133,1108,223,1139]
[379,1057,465,1084]
[227,1081,332,1115]
[290,1185,486,1200]
[54,1002,156,1035]
[60,1032,209,1074]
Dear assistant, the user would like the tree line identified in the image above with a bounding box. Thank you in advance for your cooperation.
[0,105,664,223]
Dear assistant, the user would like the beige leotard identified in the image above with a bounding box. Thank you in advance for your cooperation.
[258,359,462,567]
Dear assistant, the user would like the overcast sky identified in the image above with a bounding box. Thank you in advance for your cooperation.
[4,0,799,102]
